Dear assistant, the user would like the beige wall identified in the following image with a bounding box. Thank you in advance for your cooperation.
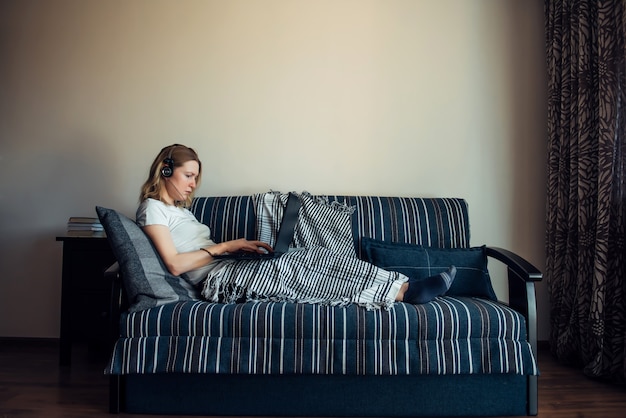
[0,0,549,339]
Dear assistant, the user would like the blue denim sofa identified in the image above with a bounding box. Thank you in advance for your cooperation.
[100,195,541,416]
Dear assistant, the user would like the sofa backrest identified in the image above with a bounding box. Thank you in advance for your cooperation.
[190,195,470,257]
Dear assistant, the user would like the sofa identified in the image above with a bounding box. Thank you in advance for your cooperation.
[97,192,542,417]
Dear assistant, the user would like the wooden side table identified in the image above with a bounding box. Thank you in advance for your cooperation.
[56,234,116,366]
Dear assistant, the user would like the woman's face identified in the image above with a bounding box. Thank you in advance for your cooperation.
[162,160,200,204]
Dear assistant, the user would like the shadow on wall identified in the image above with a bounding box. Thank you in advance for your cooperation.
[502,0,549,339]
[0,133,121,337]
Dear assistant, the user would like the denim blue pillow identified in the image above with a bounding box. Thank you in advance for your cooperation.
[360,237,497,300]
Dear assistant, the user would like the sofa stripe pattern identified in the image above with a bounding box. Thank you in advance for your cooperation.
[337,196,470,254]
[190,195,470,253]
[107,195,538,380]
[190,196,257,243]
[106,297,537,376]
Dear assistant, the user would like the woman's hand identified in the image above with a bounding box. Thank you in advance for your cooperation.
[216,238,273,255]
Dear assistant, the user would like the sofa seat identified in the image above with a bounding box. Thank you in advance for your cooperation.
[106,297,537,376]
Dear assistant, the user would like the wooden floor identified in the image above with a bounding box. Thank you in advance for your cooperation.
[1,339,625,417]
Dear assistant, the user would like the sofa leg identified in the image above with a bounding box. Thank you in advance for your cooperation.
[528,375,538,415]
[109,375,121,414]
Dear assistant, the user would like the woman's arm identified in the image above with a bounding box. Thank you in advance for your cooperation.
[142,224,272,277]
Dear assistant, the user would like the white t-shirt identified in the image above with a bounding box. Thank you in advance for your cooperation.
[136,198,218,285]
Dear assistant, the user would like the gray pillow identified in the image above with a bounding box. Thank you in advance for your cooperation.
[96,206,199,312]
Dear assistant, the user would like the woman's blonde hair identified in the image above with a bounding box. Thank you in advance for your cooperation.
[139,144,202,207]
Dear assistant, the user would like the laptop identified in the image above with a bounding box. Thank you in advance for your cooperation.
[212,193,300,260]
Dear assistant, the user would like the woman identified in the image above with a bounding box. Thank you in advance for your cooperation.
[137,144,272,286]
[138,144,455,306]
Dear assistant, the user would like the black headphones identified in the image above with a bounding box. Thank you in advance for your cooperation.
[161,146,176,178]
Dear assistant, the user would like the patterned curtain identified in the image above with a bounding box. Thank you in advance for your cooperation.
[545,0,626,383]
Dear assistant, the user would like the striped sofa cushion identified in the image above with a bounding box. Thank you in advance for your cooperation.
[332,196,470,255]
[189,196,257,243]
[254,192,358,257]
[107,297,538,376]
[189,196,470,253]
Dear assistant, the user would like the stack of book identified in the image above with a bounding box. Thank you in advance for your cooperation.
[67,216,105,237]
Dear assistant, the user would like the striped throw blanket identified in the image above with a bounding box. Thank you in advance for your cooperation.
[201,247,408,309]
[200,192,411,309]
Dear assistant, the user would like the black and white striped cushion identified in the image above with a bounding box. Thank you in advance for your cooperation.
[254,191,356,256]
[293,193,356,256]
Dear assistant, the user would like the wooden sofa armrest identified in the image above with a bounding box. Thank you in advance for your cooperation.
[485,246,542,322]
[486,247,542,416]
[485,246,541,349]
[485,247,543,283]
[104,262,123,346]
[104,261,125,414]
[104,261,120,277]
[485,247,542,340]
[485,247,542,317]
